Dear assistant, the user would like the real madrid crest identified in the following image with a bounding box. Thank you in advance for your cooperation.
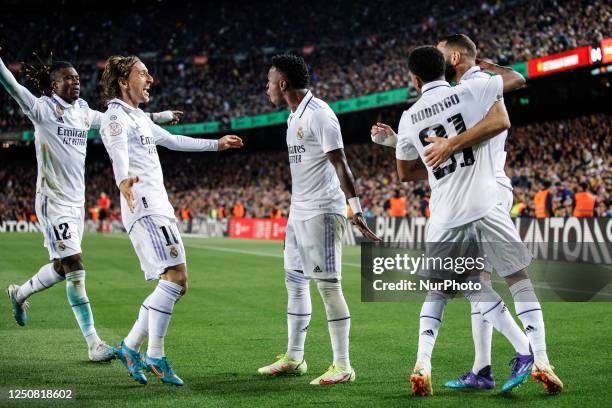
[170,246,178,258]
[84,118,90,128]
[55,104,64,117]
[58,241,66,251]
[296,127,304,140]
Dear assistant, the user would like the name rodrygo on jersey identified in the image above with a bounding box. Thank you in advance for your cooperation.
[396,77,504,229]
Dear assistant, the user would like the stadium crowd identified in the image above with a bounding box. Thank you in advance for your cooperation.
[1,113,610,222]
[0,0,610,129]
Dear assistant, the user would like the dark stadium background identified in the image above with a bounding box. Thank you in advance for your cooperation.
[0,0,610,225]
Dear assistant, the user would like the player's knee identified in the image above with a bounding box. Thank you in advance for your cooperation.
[163,265,188,295]
[315,279,342,299]
[424,289,450,305]
[52,259,65,276]
[285,269,308,287]
[504,269,528,286]
[61,254,83,273]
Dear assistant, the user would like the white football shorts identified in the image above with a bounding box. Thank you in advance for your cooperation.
[426,203,531,277]
[35,193,84,260]
[284,213,346,280]
[129,215,186,280]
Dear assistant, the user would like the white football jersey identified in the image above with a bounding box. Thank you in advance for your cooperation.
[101,98,218,232]
[25,94,99,206]
[460,66,512,190]
[396,77,503,229]
[286,91,347,221]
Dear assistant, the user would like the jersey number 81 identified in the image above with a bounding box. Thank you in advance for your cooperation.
[418,113,475,180]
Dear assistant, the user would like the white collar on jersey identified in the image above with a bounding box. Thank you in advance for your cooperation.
[292,90,313,118]
[421,80,451,94]
[108,98,139,112]
[459,66,482,83]
[52,93,75,108]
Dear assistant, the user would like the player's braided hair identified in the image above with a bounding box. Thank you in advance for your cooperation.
[23,53,73,97]
[100,55,140,105]
[271,54,309,90]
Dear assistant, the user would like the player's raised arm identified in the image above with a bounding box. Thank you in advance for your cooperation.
[0,50,38,115]
[476,58,526,93]
[88,110,184,130]
[147,110,183,125]
[151,123,243,152]
[424,100,511,168]
[371,122,398,148]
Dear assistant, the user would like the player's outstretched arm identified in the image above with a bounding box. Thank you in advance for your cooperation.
[326,148,381,242]
[0,49,37,113]
[147,110,183,125]
[371,122,398,148]
[476,58,526,93]
[423,100,510,168]
[153,124,243,152]
[88,110,184,130]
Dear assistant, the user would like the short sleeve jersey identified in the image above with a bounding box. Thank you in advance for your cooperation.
[286,91,347,220]
[395,78,503,228]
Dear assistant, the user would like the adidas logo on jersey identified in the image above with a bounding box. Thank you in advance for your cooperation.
[313,265,322,273]
[525,325,537,333]
[421,329,435,337]
[57,116,64,123]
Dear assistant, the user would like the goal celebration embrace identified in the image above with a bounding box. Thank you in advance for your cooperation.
[1,0,610,407]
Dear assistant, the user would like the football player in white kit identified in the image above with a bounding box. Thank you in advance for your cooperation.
[386,46,535,396]
[257,54,380,385]
[427,35,562,395]
[99,55,243,386]
[1,49,180,362]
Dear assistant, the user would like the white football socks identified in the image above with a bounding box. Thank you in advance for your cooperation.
[417,290,450,372]
[66,270,101,349]
[16,263,64,303]
[285,270,311,362]
[470,300,493,374]
[147,280,182,358]
[124,294,152,351]
[510,279,549,364]
[463,282,530,356]
[316,280,351,369]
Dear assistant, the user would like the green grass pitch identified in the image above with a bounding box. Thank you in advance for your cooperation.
[0,233,610,407]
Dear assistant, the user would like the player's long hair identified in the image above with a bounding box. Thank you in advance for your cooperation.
[100,55,140,105]
[23,54,74,97]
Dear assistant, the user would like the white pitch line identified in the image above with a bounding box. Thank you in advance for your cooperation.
[184,242,362,268]
[106,235,612,297]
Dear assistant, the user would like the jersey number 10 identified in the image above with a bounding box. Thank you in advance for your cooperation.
[418,113,475,180]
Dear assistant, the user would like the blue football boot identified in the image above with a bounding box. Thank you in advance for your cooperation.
[115,340,148,385]
[144,354,184,386]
